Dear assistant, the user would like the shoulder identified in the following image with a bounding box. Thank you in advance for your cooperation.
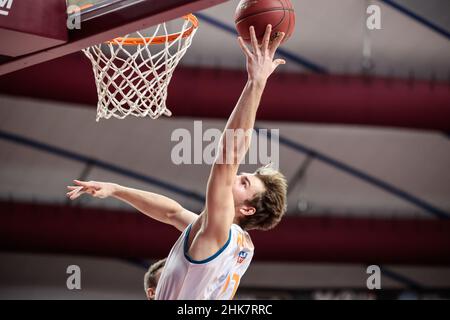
[231,224,254,251]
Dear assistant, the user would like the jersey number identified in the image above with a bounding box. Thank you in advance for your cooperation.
[222,273,240,299]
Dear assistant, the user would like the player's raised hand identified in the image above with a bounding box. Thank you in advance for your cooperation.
[66,180,116,200]
[238,24,286,83]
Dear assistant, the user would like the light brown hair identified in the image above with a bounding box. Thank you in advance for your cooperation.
[240,165,288,231]
[144,258,167,292]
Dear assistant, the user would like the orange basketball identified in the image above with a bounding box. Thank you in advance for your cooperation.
[235,0,296,44]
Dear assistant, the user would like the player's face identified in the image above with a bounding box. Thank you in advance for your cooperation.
[233,173,265,207]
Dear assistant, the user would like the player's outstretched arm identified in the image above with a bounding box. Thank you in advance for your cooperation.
[66,180,197,231]
[203,25,285,242]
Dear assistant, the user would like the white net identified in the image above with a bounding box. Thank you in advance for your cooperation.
[82,15,197,121]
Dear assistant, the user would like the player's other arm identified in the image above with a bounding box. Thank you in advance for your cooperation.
[203,25,285,242]
[66,180,197,232]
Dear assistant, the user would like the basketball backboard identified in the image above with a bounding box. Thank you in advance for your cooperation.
[0,0,228,76]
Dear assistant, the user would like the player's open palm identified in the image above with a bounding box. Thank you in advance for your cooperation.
[238,24,286,83]
[66,180,116,200]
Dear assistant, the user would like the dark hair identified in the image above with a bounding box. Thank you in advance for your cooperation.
[144,258,167,291]
[239,165,287,231]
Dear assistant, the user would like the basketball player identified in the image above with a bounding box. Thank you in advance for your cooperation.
[66,25,287,299]
[144,258,167,300]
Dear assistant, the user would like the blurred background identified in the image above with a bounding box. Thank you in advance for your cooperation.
[0,0,449,299]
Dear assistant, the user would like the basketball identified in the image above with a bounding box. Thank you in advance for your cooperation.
[235,0,296,44]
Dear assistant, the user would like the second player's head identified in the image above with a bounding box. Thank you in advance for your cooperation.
[144,258,167,300]
[232,164,287,231]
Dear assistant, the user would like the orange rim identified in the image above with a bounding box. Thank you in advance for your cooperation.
[67,2,94,13]
[79,3,94,10]
[107,14,198,45]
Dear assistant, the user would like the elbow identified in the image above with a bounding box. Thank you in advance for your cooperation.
[166,204,184,221]
[215,141,240,166]
[216,130,251,166]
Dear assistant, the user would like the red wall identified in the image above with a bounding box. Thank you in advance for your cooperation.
[1,201,449,265]
[0,53,449,131]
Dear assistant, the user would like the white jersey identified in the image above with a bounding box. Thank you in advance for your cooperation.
[155,223,254,300]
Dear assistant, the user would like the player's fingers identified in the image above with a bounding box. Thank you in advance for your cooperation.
[74,180,101,191]
[67,186,82,191]
[273,59,286,68]
[269,32,285,57]
[66,188,78,195]
[66,189,81,200]
[238,37,253,58]
[262,24,272,54]
[73,179,89,187]
[68,187,83,194]
[73,188,90,199]
[249,26,261,56]
[70,192,82,200]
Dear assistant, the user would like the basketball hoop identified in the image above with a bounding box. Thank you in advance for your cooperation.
[82,14,198,121]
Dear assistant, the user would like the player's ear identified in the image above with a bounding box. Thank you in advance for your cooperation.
[240,205,256,217]
[146,287,156,300]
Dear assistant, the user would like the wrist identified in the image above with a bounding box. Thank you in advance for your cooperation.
[247,78,267,90]
[110,183,121,197]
